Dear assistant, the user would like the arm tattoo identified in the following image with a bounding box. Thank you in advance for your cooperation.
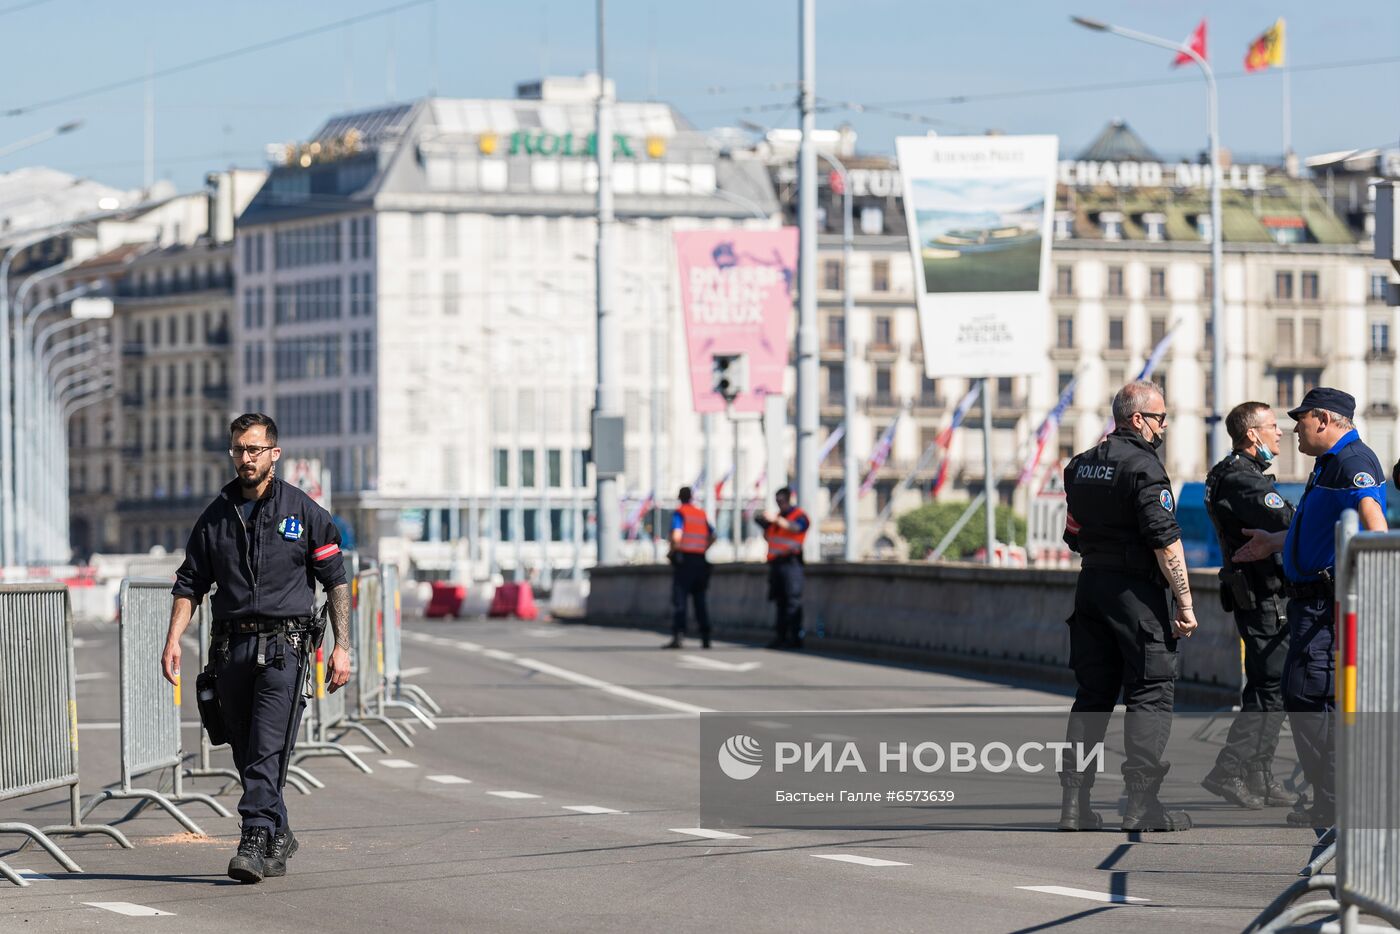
[1165,551,1190,602]
[328,583,351,650]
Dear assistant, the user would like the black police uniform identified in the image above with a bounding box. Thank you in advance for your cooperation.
[1061,427,1186,829]
[1280,420,1385,822]
[1203,448,1297,805]
[173,477,346,842]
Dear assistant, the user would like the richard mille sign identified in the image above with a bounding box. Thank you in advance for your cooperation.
[1058,160,1268,191]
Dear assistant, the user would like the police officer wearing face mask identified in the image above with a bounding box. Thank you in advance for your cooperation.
[1059,380,1197,833]
[1200,402,1298,811]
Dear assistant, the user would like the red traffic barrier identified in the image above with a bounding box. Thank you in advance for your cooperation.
[425,582,467,618]
[488,582,538,621]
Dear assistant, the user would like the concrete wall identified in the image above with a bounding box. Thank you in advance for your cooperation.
[587,562,1242,706]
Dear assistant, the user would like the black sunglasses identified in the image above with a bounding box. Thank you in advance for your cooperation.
[1138,412,1167,425]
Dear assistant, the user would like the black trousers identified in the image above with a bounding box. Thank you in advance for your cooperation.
[671,554,711,637]
[1065,568,1179,786]
[1212,594,1289,777]
[1283,596,1335,812]
[214,630,304,833]
[768,558,804,644]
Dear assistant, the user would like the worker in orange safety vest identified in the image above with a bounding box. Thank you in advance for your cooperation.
[755,486,809,649]
[664,486,716,649]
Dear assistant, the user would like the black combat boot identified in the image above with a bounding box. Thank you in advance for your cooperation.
[227,826,270,883]
[1246,766,1299,807]
[1057,772,1103,831]
[661,635,682,649]
[1121,778,1192,832]
[1201,767,1265,809]
[701,632,712,649]
[265,828,299,878]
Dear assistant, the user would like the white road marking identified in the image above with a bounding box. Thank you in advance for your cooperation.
[677,654,761,673]
[669,828,749,840]
[74,672,108,681]
[14,869,52,881]
[562,805,622,815]
[398,666,430,678]
[434,722,697,728]
[1017,886,1148,904]
[427,775,472,785]
[401,629,714,715]
[379,759,417,769]
[488,790,542,799]
[84,902,174,917]
[812,854,911,867]
[524,628,564,638]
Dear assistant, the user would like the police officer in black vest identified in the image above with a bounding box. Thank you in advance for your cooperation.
[1200,402,1298,811]
[161,414,351,883]
[1059,380,1196,832]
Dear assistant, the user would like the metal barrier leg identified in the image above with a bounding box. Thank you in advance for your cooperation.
[1257,898,1342,934]
[399,683,442,715]
[357,713,414,747]
[168,766,233,817]
[292,741,373,774]
[334,719,392,754]
[0,859,28,887]
[1301,840,1337,878]
[0,823,83,875]
[32,786,132,850]
[384,698,437,730]
[286,765,324,790]
[79,786,208,837]
[1244,875,1338,934]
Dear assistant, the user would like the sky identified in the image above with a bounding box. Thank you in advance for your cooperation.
[0,0,1396,195]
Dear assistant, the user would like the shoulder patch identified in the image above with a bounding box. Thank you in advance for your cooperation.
[1353,472,1377,489]
[1159,489,1174,512]
[1264,492,1285,509]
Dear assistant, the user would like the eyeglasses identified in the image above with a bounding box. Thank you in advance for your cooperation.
[1139,412,1167,426]
[229,444,275,459]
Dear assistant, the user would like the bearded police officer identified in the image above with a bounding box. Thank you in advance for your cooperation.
[664,486,716,650]
[1232,388,1387,828]
[1059,380,1196,833]
[1200,402,1298,811]
[755,487,809,650]
[161,414,351,883]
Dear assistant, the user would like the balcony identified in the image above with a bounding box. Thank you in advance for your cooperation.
[865,342,899,362]
[202,383,230,401]
[1367,348,1395,363]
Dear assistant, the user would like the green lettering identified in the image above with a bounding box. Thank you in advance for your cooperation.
[535,133,560,156]
[613,134,635,158]
[582,132,598,157]
[560,133,575,156]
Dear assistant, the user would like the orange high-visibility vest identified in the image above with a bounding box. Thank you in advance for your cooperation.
[676,503,711,554]
[765,507,808,561]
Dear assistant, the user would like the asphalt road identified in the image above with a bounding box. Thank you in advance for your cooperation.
[0,615,1328,933]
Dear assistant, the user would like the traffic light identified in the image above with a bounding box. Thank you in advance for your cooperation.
[711,353,748,403]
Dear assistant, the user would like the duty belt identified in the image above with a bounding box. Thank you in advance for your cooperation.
[214,616,313,634]
[1283,579,1334,601]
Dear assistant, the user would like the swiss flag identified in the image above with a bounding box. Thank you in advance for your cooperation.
[1172,19,1207,67]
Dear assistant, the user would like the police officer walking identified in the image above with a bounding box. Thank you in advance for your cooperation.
[160,414,351,883]
[1232,388,1387,828]
[1060,380,1196,832]
[664,486,715,649]
[755,486,809,650]
[1200,402,1298,810]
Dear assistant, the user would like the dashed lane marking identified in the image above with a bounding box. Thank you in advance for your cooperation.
[379,759,417,769]
[427,775,472,785]
[1017,886,1149,904]
[677,654,761,673]
[669,828,749,840]
[340,745,375,753]
[812,854,911,867]
[482,648,518,662]
[84,902,175,917]
[562,806,623,815]
[488,791,542,799]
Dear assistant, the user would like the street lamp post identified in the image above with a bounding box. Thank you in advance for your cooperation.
[1072,15,1226,465]
[817,152,857,562]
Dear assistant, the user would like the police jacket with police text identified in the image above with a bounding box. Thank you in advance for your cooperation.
[1063,428,1181,570]
[173,476,348,620]
[1205,448,1293,592]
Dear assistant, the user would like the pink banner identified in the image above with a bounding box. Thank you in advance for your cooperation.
[675,228,798,413]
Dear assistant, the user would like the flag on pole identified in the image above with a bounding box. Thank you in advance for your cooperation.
[1245,18,1285,72]
[1017,376,1077,488]
[713,466,734,502]
[929,382,983,496]
[858,413,902,498]
[623,490,654,538]
[1172,19,1207,67]
[818,424,846,465]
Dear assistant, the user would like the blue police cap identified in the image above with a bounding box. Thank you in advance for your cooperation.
[1287,387,1355,422]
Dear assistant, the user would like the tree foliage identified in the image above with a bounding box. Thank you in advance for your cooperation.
[896,500,1027,560]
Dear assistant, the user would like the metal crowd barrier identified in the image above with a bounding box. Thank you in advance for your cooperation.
[381,563,441,719]
[348,569,413,747]
[181,600,319,795]
[1247,510,1400,933]
[0,583,129,886]
[292,584,373,776]
[80,580,230,836]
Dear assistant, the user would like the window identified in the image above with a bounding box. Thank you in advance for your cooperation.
[1302,318,1321,351]
[919,376,940,407]
[1053,211,1074,240]
[825,314,844,349]
[871,259,889,292]
[825,364,845,401]
[996,377,1014,409]
[493,448,509,487]
[1149,267,1166,298]
[549,508,565,542]
[1107,266,1124,297]
[522,509,538,543]
[1107,367,1125,391]
[1056,315,1074,349]
[823,259,843,291]
[874,316,893,348]
[874,366,893,406]
[859,205,884,235]
[547,449,563,487]
[409,214,427,259]
[1372,273,1392,302]
[1149,317,1167,347]
[1100,212,1123,241]
[1277,318,1294,354]
[1276,370,1297,408]
[1302,369,1322,396]
[1056,265,1073,295]
[1276,271,1294,300]
[442,272,459,316]
[1371,321,1390,354]
[1057,370,1074,396]
[1142,213,1166,242]
[520,450,536,487]
[1301,271,1319,301]
[1107,317,1124,350]
[497,509,513,542]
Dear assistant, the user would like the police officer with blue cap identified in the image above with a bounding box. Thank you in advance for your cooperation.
[1232,387,1387,828]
